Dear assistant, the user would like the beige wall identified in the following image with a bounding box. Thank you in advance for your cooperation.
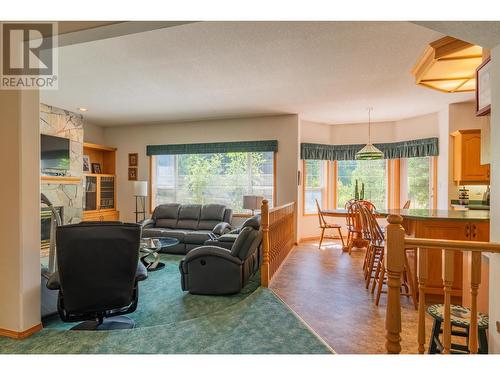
[0,90,41,333]
[102,115,300,230]
[83,121,105,144]
[298,113,441,240]
[488,44,500,353]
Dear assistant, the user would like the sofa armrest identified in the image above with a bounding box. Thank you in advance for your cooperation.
[184,246,242,265]
[135,262,148,282]
[140,218,155,229]
[212,222,231,235]
[46,272,60,290]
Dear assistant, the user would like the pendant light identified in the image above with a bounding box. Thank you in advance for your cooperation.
[356,107,384,160]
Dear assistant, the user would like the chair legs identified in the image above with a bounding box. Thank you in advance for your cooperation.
[318,227,325,248]
[374,249,417,309]
[337,227,345,248]
[318,226,344,249]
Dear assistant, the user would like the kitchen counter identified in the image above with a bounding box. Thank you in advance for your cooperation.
[376,208,490,221]
[378,208,490,301]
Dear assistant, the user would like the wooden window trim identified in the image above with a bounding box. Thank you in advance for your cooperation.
[387,159,401,209]
[432,156,438,209]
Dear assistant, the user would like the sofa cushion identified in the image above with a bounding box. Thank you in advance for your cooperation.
[184,230,213,245]
[242,214,261,230]
[142,228,192,242]
[197,204,226,230]
[177,204,201,229]
[156,218,178,229]
[201,204,226,220]
[153,204,180,228]
[230,226,260,260]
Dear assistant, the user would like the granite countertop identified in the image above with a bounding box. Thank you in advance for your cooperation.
[376,209,490,221]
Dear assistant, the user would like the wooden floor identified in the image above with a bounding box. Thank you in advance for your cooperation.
[271,239,432,354]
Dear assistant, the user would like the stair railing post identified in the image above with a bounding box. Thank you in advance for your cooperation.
[384,214,406,354]
[261,199,270,287]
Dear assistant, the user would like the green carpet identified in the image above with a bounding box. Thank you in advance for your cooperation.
[0,255,332,354]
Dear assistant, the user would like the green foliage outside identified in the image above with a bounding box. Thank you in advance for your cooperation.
[337,159,386,209]
[407,157,430,209]
[156,152,268,211]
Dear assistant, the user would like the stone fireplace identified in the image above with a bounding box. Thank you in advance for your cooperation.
[40,206,63,258]
[40,103,84,256]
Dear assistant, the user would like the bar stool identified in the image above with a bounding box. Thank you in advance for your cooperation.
[427,304,489,354]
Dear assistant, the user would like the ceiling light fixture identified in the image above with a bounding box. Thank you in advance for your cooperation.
[78,107,88,112]
[356,107,384,161]
[412,36,483,93]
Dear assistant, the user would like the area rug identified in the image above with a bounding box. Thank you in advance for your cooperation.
[0,255,333,354]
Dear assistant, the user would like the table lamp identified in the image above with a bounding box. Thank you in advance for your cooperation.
[243,195,264,215]
[133,181,148,223]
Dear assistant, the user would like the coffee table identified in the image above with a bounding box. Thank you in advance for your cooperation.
[140,237,179,271]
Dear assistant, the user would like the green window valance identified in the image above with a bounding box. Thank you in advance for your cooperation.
[147,140,278,156]
[301,137,438,160]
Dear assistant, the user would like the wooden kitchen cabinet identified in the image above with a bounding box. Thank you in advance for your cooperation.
[406,218,489,299]
[452,129,490,184]
[462,221,489,312]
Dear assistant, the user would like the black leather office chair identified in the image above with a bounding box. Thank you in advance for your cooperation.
[47,222,148,330]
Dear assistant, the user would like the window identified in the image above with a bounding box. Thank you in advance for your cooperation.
[337,159,387,209]
[303,160,326,214]
[404,157,432,209]
[151,152,274,213]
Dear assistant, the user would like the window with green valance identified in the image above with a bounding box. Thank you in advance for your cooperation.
[146,140,278,156]
[300,137,438,160]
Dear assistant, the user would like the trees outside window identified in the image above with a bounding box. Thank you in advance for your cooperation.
[406,157,431,209]
[337,159,387,209]
[152,152,273,212]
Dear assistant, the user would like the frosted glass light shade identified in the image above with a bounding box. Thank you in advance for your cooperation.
[133,181,148,197]
[356,143,384,160]
[243,195,264,210]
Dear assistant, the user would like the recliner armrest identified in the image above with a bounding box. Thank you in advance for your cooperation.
[140,218,155,229]
[46,272,60,290]
[135,262,148,281]
[184,246,242,265]
[212,222,231,235]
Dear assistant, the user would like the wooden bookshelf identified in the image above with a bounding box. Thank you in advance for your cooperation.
[83,143,119,221]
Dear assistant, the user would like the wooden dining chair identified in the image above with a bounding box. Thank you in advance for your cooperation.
[344,200,357,253]
[358,204,384,287]
[315,199,345,249]
[360,205,417,309]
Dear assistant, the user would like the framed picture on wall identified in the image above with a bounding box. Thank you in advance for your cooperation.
[476,56,491,116]
[128,167,138,181]
[83,155,90,172]
[91,163,102,174]
[128,153,138,167]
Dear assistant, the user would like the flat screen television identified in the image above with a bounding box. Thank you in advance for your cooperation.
[41,134,70,173]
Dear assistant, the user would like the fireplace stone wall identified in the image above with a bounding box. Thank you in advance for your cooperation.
[40,103,84,225]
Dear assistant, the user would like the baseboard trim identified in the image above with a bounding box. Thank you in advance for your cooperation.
[0,323,42,339]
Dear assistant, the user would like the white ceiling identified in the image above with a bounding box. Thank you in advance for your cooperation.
[41,21,475,127]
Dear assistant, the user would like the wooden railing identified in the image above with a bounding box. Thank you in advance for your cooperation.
[261,200,296,287]
[384,214,500,354]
